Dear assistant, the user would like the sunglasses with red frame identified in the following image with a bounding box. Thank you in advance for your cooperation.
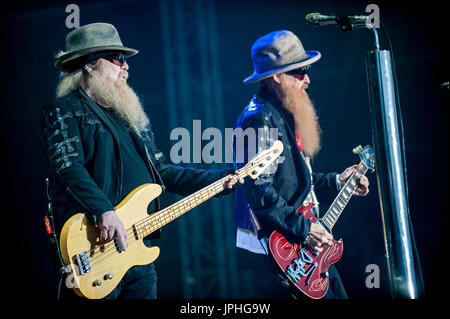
[286,65,311,81]
[102,53,127,67]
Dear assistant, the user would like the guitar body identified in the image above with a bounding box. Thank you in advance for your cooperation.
[269,203,344,299]
[268,144,374,299]
[59,183,162,299]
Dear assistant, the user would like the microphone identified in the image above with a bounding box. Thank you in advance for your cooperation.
[306,12,368,28]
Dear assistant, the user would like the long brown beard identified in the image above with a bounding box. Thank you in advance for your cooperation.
[274,75,321,157]
[87,67,149,134]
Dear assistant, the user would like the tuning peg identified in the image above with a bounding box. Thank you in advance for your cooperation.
[352,145,362,154]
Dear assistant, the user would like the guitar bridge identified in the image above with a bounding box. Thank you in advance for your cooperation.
[75,250,91,275]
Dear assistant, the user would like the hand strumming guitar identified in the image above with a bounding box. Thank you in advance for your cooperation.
[98,210,129,251]
[305,222,333,252]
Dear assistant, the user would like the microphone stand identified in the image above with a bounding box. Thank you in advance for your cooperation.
[324,16,424,298]
[356,22,424,298]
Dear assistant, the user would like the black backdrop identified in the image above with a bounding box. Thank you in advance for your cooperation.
[0,0,447,303]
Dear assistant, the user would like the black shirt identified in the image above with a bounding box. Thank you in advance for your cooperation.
[102,107,155,212]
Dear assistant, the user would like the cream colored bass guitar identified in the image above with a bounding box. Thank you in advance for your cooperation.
[59,141,283,299]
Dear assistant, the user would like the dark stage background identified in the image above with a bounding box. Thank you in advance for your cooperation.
[0,0,447,301]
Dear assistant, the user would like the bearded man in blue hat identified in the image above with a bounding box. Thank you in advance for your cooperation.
[41,23,243,299]
[233,30,370,299]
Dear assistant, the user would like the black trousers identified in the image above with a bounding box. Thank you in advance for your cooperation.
[103,262,157,299]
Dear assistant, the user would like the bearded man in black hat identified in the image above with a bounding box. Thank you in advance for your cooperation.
[233,30,370,299]
[41,23,243,299]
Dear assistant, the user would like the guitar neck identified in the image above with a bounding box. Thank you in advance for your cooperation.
[321,163,368,231]
[134,168,248,239]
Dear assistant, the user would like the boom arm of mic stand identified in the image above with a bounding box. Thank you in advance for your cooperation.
[352,23,380,50]
[332,19,380,50]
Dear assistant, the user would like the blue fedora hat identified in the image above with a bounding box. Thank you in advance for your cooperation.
[243,30,320,84]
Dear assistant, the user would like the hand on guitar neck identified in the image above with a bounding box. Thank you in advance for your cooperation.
[337,164,370,196]
[226,170,245,189]
[304,163,369,252]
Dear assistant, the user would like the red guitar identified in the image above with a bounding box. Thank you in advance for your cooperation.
[269,145,375,299]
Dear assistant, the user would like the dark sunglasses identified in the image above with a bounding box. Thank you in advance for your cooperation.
[102,53,127,67]
[286,65,310,81]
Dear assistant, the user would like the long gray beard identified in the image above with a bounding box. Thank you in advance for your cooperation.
[87,72,150,134]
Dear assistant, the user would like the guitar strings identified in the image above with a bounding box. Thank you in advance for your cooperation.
[87,178,234,266]
[321,164,368,229]
[321,171,358,230]
[87,176,234,266]
[85,186,226,266]
[86,167,250,266]
[76,149,278,268]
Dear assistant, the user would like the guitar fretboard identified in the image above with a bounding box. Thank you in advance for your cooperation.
[133,168,247,239]
[321,164,368,230]
[129,140,283,239]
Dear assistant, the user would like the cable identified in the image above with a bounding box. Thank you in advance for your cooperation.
[44,178,68,300]
[57,275,64,300]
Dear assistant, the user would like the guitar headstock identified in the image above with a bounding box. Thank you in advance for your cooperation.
[352,145,375,172]
[245,140,284,179]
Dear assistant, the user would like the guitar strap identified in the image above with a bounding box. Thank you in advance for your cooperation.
[301,152,320,217]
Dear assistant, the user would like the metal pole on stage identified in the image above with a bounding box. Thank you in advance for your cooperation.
[307,15,425,297]
[361,23,424,298]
